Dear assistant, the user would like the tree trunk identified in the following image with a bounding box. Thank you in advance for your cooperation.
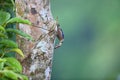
[15,0,56,80]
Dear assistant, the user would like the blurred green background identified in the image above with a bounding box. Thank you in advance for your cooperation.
[51,0,120,80]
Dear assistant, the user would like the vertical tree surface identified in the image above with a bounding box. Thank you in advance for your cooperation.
[15,0,56,80]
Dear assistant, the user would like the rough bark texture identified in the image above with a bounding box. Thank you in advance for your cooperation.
[15,0,57,80]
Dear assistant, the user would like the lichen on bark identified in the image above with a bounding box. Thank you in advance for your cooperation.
[15,0,56,80]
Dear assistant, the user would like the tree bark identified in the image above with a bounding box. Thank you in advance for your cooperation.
[15,0,56,80]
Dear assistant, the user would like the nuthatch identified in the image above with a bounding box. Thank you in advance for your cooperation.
[55,24,64,49]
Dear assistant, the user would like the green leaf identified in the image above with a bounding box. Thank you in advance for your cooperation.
[0,78,7,80]
[0,58,6,70]
[0,58,6,62]
[0,32,8,38]
[11,0,15,7]
[4,66,14,70]
[0,26,5,32]
[0,70,18,80]
[6,17,31,25]
[0,71,4,78]
[5,57,22,73]
[0,62,4,70]
[0,77,10,80]
[19,74,28,80]
[0,39,18,48]
[0,70,28,80]
[6,28,33,40]
[9,48,24,58]
[0,11,10,25]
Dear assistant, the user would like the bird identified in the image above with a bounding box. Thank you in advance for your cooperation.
[55,23,64,49]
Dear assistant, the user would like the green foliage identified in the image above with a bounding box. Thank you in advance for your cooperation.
[6,28,33,40]
[0,11,31,28]
[9,48,24,58]
[0,39,18,48]
[0,58,28,80]
[0,26,5,32]
[0,0,15,12]
[0,11,10,26]
[0,70,28,80]
[0,33,8,38]
[6,17,31,25]
[4,58,22,73]
[0,10,32,80]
